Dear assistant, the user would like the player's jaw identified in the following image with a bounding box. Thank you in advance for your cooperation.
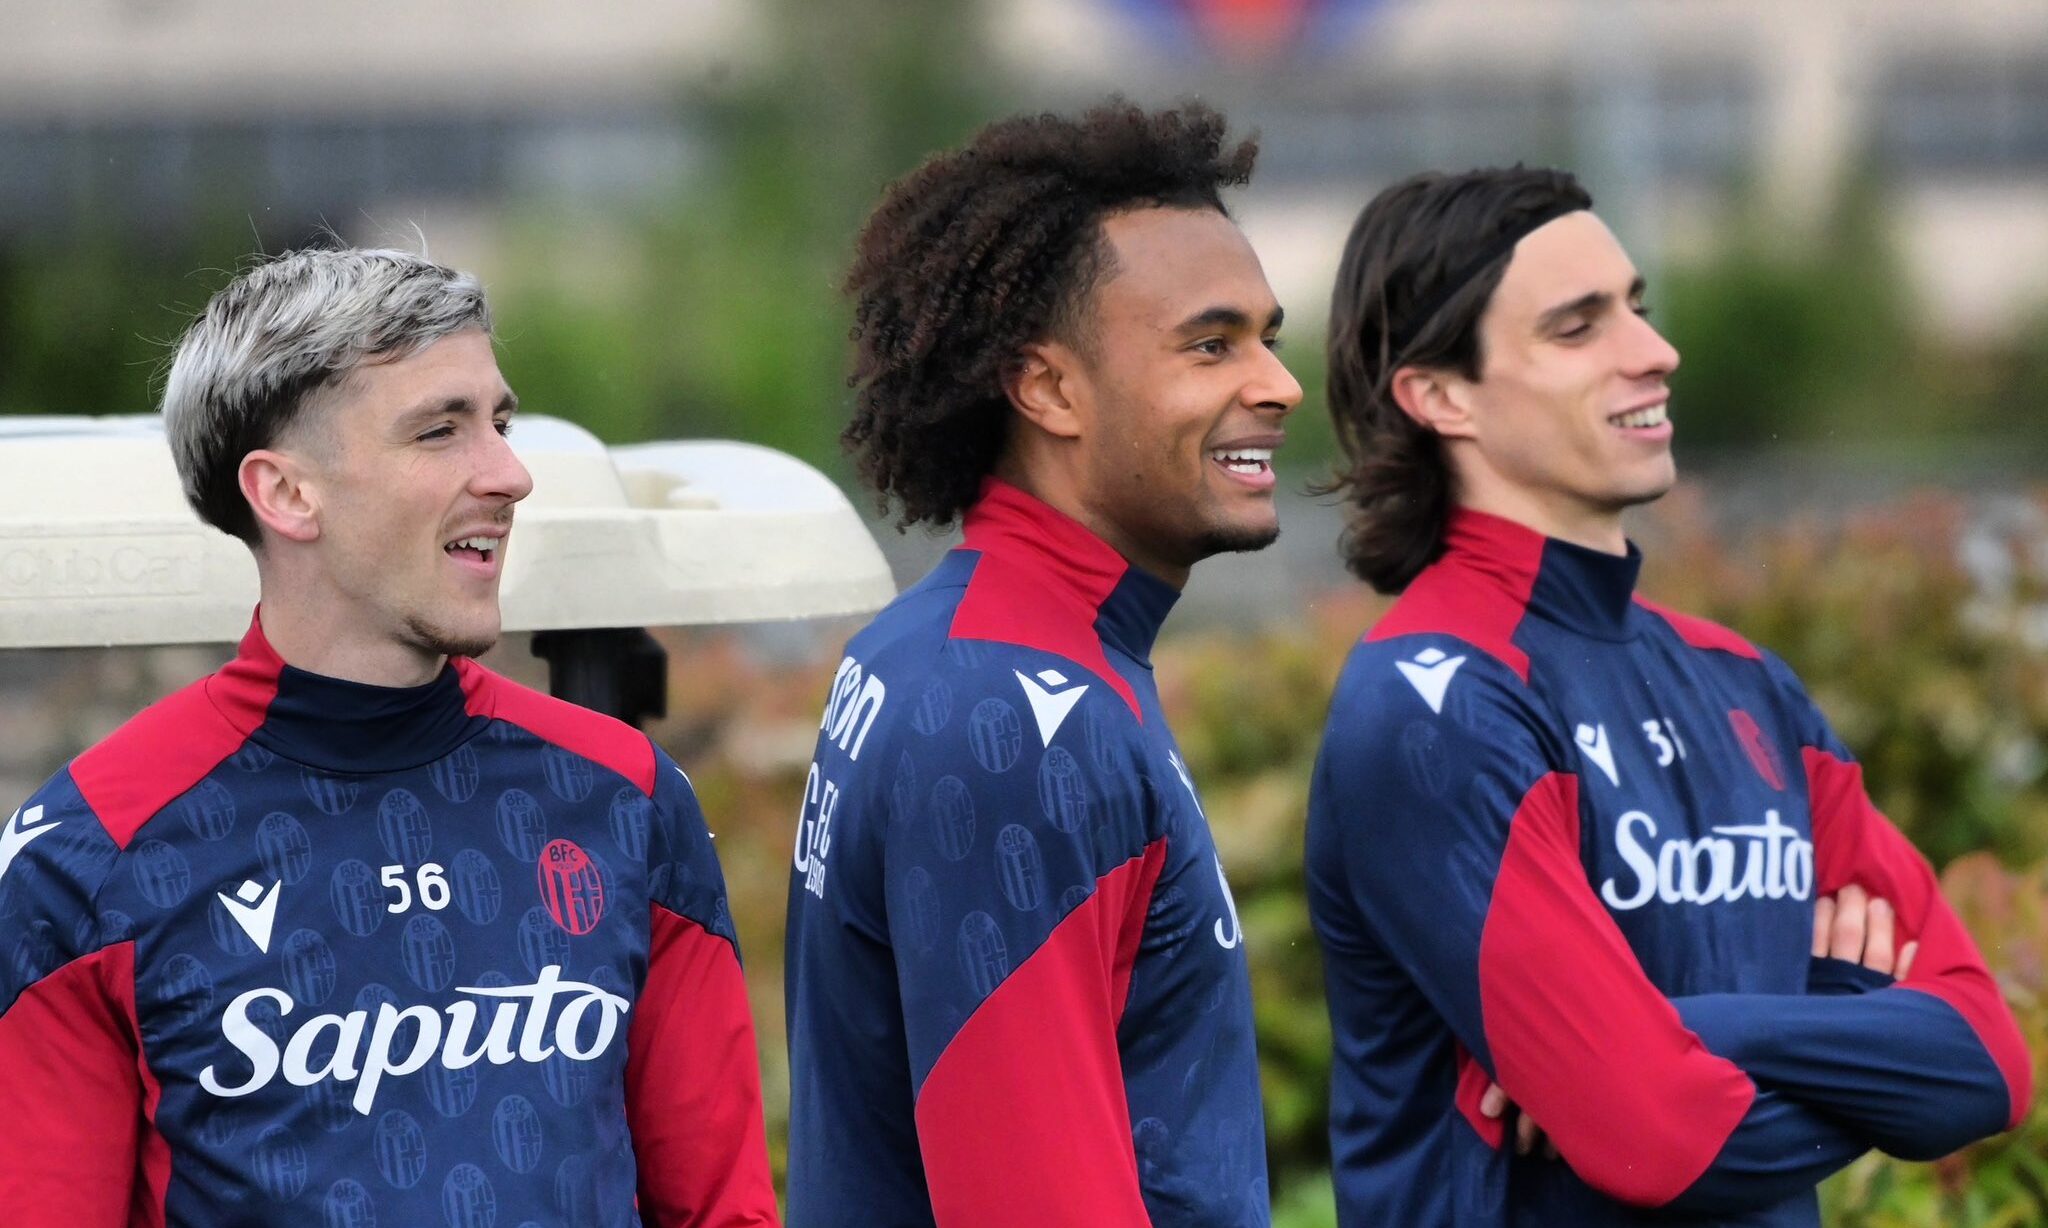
[408,509,513,658]
[1194,422,1286,549]
[1591,383,1677,506]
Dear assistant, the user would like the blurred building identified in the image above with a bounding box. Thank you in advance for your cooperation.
[3,0,2046,336]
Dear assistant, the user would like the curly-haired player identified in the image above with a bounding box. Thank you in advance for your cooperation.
[786,100,1300,1227]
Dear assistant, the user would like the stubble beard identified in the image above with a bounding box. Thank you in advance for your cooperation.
[1190,521,1281,561]
[402,612,499,662]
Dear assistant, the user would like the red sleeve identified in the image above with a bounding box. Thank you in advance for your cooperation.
[1320,655,1867,1213]
[626,904,780,1228]
[0,940,167,1228]
[1476,774,1759,1199]
[911,841,1165,1228]
[1805,747,2035,1127]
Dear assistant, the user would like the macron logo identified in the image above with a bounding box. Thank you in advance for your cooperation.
[1395,648,1465,714]
[216,879,282,953]
[1575,723,1621,788]
[0,805,58,884]
[1015,669,1088,746]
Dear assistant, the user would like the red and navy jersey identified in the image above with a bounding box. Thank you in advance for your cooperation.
[783,481,1267,1227]
[0,616,778,1228]
[1307,508,2031,1226]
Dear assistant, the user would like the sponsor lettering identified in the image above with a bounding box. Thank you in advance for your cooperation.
[792,761,842,899]
[820,655,887,762]
[1600,808,1814,911]
[198,966,628,1115]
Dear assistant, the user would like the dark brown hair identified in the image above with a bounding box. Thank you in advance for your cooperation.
[1324,167,1592,592]
[842,98,1258,528]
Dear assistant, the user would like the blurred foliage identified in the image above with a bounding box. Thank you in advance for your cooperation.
[0,223,259,417]
[1655,185,2047,462]
[1643,487,2048,868]
[661,492,2048,1223]
[489,0,996,469]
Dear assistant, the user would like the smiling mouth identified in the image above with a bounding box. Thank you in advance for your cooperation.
[1211,447,1274,476]
[443,535,499,564]
[1610,404,1669,429]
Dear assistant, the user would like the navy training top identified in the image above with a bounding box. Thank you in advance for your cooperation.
[784,479,1268,1227]
[1308,507,2030,1226]
[0,614,778,1227]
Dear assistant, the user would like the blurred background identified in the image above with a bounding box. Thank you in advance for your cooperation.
[2,0,2045,1222]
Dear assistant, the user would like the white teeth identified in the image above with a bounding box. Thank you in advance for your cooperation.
[1212,447,1273,474]
[1613,405,1668,429]
[446,536,497,555]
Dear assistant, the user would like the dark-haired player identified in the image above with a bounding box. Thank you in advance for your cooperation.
[0,248,778,1226]
[1307,167,2030,1225]
[784,100,1300,1227]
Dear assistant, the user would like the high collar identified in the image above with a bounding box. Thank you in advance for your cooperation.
[959,479,1180,663]
[207,611,490,774]
[1444,507,1643,641]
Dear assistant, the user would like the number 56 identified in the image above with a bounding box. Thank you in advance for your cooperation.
[380,862,452,914]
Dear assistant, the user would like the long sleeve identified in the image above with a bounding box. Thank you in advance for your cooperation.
[1664,657,2034,1158]
[1801,734,2032,1128]
[884,686,1160,1228]
[1315,642,1868,1213]
[0,775,160,1227]
[1673,980,2015,1159]
[626,750,780,1228]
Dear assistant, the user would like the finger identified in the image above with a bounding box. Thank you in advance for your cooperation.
[1516,1111,1540,1157]
[1897,941,1919,982]
[1481,1084,1507,1119]
[1830,883,1869,961]
[1862,898,1896,975]
[1811,896,1835,957]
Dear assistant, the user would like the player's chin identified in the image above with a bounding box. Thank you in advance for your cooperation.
[1614,458,1679,508]
[1191,512,1281,560]
[405,603,502,661]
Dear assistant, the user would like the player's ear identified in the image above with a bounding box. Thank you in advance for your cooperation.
[1389,364,1478,442]
[240,449,323,545]
[1003,342,1085,440]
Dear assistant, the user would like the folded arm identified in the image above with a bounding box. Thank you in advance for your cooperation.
[1322,648,1869,1212]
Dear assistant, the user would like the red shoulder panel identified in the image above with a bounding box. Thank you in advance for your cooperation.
[71,618,280,851]
[1805,748,2033,1128]
[913,838,1168,1226]
[1367,508,1543,683]
[0,941,166,1225]
[951,481,1141,717]
[457,660,657,796]
[627,904,779,1225]
[111,943,172,1227]
[1635,597,1763,661]
[1480,771,1756,1205]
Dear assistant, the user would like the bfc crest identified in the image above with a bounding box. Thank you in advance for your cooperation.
[1729,708,1788,791]
[538,838,607,935]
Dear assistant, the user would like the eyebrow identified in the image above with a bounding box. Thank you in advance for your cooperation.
[393,390,519,433]
[1174,304,1287,335]
[1534,276,1646,333]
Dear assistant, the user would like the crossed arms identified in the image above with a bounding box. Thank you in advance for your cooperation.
[1314,650,2031,1213]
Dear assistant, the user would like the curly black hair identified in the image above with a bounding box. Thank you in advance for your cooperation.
[842,98,1258,528]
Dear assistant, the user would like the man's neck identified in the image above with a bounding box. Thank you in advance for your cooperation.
[989,458,1191,589]
[255,584,446,689]
[1454,482,1628,557]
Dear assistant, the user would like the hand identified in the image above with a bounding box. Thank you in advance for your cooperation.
[1811,883,1918,980]
[1480,1082,1558,1160]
